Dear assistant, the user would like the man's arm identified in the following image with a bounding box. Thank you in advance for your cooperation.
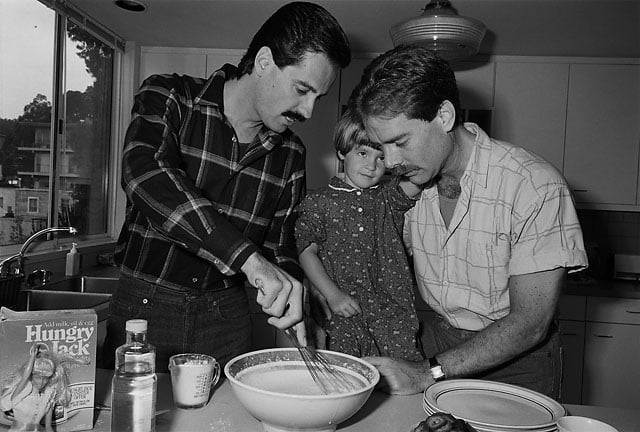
[367,267,565,395]
[438,267,564,376]
[122,74,259,274]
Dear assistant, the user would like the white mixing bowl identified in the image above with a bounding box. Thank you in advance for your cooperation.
[224,348,379,432]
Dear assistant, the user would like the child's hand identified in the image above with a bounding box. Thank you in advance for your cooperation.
[328,291,362,317]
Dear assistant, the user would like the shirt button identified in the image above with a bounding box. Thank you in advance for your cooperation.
[142,298,148,304]
[232,136,237,143]
[192,277,198,283]
[356,191,362,196]
[358,226,364,232]
[213,259,219,264]
[443,280,449,285]
[218,209,224,214]
[357,207,363,212]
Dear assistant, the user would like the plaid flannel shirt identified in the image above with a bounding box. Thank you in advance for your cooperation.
[115,65,306,291]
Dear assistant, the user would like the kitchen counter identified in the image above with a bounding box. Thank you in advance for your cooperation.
[565,278,640,299]
[90,369,640,432]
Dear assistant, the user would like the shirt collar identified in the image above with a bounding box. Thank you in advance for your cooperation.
[462,122,490,188]
[194,63,237,108]
[194,64,285,148]
[328,175,380,192]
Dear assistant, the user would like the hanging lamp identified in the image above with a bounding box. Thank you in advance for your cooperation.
[389,0,487,61]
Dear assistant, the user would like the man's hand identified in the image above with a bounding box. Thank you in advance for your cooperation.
[241,252,304,332]
[363,356,432,395]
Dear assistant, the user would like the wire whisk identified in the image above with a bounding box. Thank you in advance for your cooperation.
[284,328,359,395]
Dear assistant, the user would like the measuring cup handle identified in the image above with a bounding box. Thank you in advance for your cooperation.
[211,361,221,388]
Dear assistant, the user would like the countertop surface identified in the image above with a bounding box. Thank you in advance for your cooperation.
[81,264,640,300]
[565,278,640,299]
[89,369,640,432]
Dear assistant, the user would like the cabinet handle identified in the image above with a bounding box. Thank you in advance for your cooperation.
[594,334,613,338]
[562,333,578,336]
[573,189,588,193]
[626,310,640,314]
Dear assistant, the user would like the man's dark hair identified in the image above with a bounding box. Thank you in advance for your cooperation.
[237,2,351,76]
[350,44,462,126]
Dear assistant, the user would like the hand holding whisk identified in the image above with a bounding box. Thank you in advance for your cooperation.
[283,327,359,395]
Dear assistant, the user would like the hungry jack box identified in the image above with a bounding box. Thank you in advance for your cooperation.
[0,307,96,431]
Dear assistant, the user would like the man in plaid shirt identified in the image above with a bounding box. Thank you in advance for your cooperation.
[351,45,587,398]
[104,2,350,371]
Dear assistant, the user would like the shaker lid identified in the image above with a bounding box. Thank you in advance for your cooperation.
[126,319,147,332]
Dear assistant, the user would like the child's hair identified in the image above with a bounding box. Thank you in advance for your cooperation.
[333,106,381,155]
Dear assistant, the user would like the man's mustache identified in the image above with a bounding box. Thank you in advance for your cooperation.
[283,111,306,122]
[389,165,418,176]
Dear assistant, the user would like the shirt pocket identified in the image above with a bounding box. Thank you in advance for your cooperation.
[456,234,511,315]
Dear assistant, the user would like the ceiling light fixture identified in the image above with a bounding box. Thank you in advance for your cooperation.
[114,0,147,13]
[389,0,486,61]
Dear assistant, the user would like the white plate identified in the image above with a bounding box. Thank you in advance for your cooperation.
[423,379,565,431]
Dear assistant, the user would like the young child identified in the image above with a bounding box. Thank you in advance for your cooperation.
[295,108,423,361]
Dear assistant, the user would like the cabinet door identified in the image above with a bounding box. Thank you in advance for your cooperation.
[558,319,585,404]
[582,322,640,409]
[493,62,569,172]
[453,61,495,110]
[564,64,640,205]
[140,50,207,81]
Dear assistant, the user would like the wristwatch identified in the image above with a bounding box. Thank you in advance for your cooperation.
[428,356,446,382]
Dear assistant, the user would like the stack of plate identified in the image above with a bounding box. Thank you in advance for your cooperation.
[423,379,566,432]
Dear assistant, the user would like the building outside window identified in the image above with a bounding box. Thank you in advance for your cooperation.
[0,0,122,248]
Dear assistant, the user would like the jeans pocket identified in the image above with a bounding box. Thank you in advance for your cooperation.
[215,289,250,321]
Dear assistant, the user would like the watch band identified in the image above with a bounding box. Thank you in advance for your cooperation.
[428,356,446,382]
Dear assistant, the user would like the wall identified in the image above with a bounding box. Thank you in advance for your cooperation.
[578,210,640,279]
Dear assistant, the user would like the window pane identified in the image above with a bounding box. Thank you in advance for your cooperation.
[0,0,55,246]
[60,22,113,236]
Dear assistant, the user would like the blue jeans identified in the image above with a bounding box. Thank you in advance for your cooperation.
[103,274,252,372]
[420,314,562,399]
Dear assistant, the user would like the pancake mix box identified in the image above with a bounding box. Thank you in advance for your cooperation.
[0,307,96,431]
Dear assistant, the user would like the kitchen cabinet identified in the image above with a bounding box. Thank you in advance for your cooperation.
[564,64,640,206]
[493,62,569,172]
[582,321,640,409]
[557,294,587,404]
[140,48,208,80]
[571,296,640,410]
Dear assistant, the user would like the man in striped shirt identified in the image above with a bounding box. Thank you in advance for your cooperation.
[351,44,587,398]
[104,2,350,371]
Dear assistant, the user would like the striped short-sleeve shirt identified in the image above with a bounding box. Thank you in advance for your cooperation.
[405,124,588,331]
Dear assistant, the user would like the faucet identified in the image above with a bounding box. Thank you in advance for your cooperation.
[0,226,77,277]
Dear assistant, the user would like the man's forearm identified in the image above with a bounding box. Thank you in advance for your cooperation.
[436,312,552,379]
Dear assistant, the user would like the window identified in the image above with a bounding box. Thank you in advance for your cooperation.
[27,197,39,213]
[0,0,122,248]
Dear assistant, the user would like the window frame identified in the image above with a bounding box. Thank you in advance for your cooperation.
[0,0,126,259]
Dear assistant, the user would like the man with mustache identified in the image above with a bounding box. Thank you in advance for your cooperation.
[349,44,587,398]
[104,2,350,372]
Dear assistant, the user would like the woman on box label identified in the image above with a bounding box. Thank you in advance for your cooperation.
[0,344,72,432]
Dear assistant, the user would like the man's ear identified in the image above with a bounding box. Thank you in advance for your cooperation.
[437,100,456,132]
[254,46,273,76]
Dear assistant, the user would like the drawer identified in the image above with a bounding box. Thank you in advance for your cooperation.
[557,295,586,321]
[586,297,640,325]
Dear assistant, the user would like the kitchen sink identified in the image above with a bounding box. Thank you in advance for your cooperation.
[32,275,119,294]
[22,276,118,319]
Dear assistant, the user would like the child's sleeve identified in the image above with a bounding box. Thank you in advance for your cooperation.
[294,195,327,255]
